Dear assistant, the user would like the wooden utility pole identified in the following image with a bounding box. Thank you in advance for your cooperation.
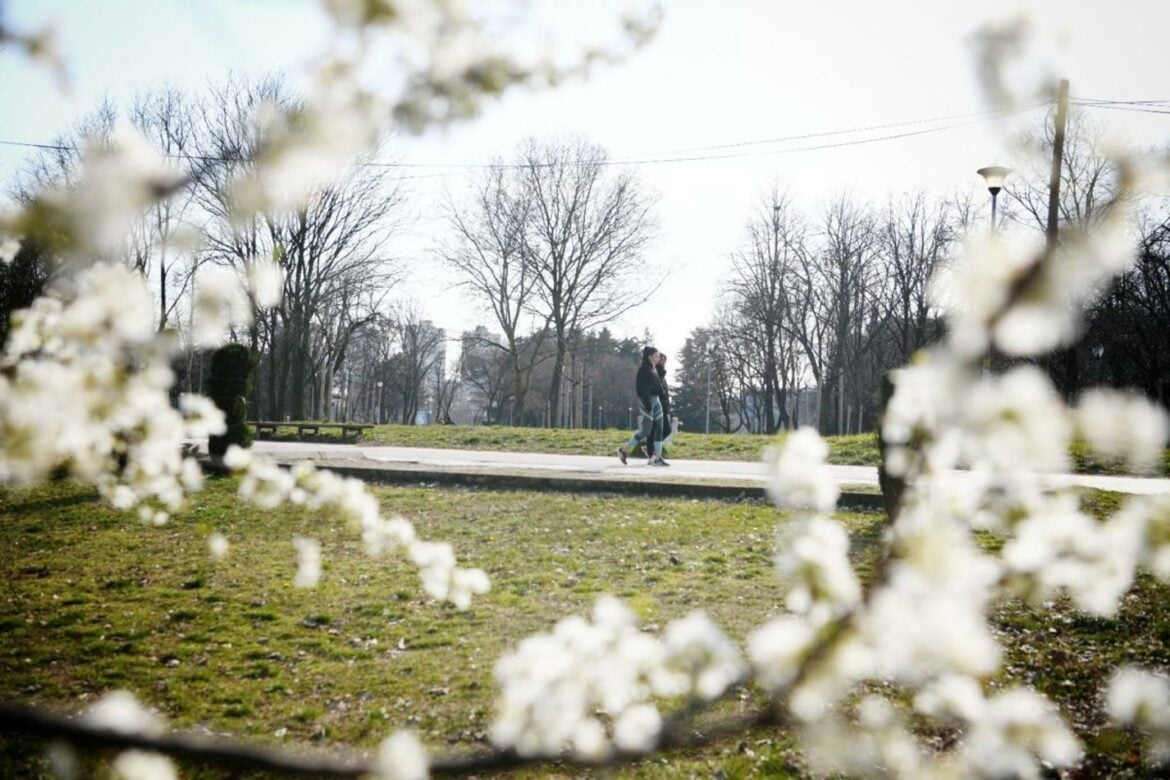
[1046,79,1070,247]
[1046,79,1081,396]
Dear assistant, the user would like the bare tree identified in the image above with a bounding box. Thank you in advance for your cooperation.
[386,306,445,425]
[726,189,806,432]
[10,100,116,201]
[439,164,547,424]
[194,76,403,420]
[516,137,658,426]
[1007,111,1118,232]
[785,196,881,434]
[129,87,202,331]
[1005,112,1122,396]
[875,191,955,364]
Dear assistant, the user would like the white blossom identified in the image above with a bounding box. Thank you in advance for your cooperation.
[448,567,491,611]
[960,366,1071,474]
[82,690,165,736]
[656,611,745,701]
[293,536,322,588]
[1003,492,1143,615]
[1107,667,1170,765]
[43,127,184,259]
[0,234,20,263]
[765,427,839,513]
[1077,389,1170,473]
[110,750,178,780]
[222,444,252,471]
[960,687,1082,778]
[192,266,252,347]
[247,258,285,308]
[374,730,429,780]
[747,616,816,691]
[208,533,230,560]
[914,675,989,723]
[612,703,661,754]
[179,394,227,439]
[930,231,1040,358]
[774,517,861,625]
[490,596,678,760]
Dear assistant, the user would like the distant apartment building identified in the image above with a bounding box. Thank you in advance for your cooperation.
[452,326,503,424]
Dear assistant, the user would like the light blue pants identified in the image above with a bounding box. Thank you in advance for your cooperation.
[625,397,664,456]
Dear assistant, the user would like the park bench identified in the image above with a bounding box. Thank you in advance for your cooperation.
[249,421,375,439]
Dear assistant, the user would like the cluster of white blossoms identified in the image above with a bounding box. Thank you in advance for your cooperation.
[76,690,178,780]
[490,596,743,761]
[6,4,1170,777]
[764,426,840,513]
[0,262,217,523]
[0,79,484,615]
[0,234,20,263]
[374,729,430,780]
[733,188,1170,774]
[1107,666,1170,765]
[227,447,489,608]
[40,127,186,260]
[61,688,430,780]
[1076,388,1170,472]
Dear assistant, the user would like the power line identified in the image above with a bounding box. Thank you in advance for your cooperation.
[1071,97,1170,106]
[1072,101,1170,117]
[623,104,1049,157]
[0,102,1043,176]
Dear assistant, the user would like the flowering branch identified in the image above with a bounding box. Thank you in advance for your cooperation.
[0,695,785,778]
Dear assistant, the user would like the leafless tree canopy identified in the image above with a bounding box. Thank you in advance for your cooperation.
[439,163,546,423]
[194,75,404,421]
[440,137,658,427]
[516,137,658,424]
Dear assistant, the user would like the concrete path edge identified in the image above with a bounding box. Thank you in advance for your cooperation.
[209,457,886,511]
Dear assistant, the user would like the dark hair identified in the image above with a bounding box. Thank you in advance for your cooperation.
[641,345,658,364]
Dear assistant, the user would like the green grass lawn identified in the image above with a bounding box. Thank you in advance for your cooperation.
[1,480,1166,777]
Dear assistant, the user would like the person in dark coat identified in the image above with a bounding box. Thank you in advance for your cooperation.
[657,353,673,441]
[617,346,669,466]
[623,351,674,458]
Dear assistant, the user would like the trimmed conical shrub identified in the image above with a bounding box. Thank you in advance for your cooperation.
[207,343,256,458]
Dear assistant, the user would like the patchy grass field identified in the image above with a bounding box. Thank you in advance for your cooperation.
[1,480,1167,777]
[262,422,1170,476]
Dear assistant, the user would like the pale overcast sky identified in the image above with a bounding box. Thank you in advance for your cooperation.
[2,0,1169,361]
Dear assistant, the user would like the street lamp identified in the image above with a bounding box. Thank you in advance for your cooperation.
[628,406,633,429]
[976,166,1011,230]
[375,381,383,425]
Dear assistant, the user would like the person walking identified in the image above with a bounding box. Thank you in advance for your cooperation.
[617,346,669,466]
[621,351,674,460]
[656,353,674,447]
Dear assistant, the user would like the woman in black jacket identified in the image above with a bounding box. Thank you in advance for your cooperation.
[617,346,669,466]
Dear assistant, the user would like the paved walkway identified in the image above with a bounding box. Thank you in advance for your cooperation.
[230,441,1170,496]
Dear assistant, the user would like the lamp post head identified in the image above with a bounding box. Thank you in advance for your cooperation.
[977,165,1011,196]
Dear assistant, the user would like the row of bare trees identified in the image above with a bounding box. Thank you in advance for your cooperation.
[10,95,1164,432]
[670,189,963,436]
[6,98,665,428]
[676,113,1169,436]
